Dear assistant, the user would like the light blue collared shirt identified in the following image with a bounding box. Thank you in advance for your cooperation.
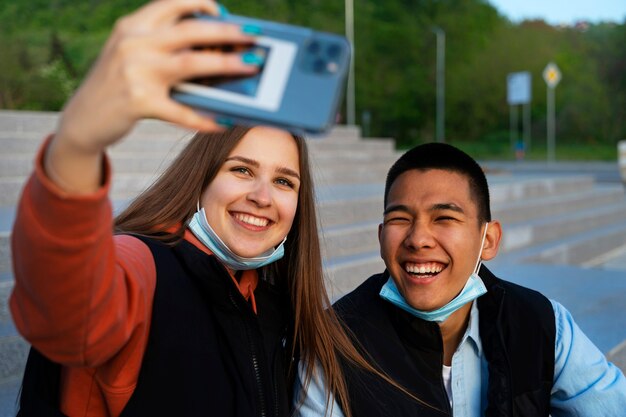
[294,299,626,416]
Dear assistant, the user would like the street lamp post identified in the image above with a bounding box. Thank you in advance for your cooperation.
[432,26,445,143]
[345,0,355,126]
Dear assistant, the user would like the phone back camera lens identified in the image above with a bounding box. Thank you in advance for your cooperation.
[313,59,327,74]
[326,44,341,58]
[307,41,321,54]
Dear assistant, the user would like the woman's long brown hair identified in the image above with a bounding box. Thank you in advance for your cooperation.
[114,126,430,416]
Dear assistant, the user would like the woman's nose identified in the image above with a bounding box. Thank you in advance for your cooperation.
[246,180,272,207]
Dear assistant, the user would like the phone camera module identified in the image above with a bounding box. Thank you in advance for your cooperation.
[326,44,342,59]
[301,37,344,76]
[307,41,321,54]
[313,59,327,74]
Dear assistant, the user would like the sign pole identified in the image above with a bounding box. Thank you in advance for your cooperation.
[547,86,555,163]
[523,102,531,151]
[509,104,518,152]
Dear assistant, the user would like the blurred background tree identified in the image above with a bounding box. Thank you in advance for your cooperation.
[0,0,624,156]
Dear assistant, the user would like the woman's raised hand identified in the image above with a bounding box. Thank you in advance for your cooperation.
[47,0,259,193]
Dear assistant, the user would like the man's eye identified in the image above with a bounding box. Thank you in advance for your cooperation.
[384,217,410,224]
[436,216,456,222]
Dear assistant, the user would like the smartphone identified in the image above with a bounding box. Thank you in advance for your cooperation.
[171,14,351,135]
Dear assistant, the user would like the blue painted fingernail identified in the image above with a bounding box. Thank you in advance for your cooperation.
[217,3,229,17]
[216,117,234,128]
[241,24,262,35]
[241,52,265,66]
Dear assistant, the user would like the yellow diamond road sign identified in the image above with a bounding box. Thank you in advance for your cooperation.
[543,62,561,88]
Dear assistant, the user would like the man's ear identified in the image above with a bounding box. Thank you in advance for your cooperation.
[378,223,384,258]
[481,220,502,261]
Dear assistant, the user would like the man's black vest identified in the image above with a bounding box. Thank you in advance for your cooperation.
[17,237,291,417]
[334,266,555,417]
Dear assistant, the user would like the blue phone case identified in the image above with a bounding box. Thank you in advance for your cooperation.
[171,14,351,135]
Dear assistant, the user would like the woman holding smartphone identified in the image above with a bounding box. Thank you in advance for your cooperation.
[10,1,380,416]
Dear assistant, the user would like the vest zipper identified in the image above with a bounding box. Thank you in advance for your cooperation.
[229,292,269,417]
[435,326,454,416]
[272,339,285,417]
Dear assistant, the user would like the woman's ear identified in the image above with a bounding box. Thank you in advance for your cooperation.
[481,220,502,261]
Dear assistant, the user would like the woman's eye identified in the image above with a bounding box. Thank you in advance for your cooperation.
[275,178,294,188]
[231,167,251,175]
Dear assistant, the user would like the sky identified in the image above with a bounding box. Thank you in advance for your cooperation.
[486,0,626,25]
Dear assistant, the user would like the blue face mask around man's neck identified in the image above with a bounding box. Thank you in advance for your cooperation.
[188,207,286,271]
[379,223,489,323]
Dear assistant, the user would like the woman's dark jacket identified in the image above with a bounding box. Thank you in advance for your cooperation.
[17,237,292,417]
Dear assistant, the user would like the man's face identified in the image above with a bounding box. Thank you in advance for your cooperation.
[379,169,498,311]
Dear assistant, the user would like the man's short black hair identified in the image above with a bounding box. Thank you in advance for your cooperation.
[384,142,492,223]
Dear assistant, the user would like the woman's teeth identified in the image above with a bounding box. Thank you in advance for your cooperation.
[235,213,269,227]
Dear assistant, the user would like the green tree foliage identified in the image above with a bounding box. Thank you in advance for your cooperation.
[0,0,624,146]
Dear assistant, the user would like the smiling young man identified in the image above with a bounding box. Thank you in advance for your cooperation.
[295,143,626,417]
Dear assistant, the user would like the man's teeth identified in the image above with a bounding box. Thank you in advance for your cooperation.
[405,263,444,275]
[235,213,269,227]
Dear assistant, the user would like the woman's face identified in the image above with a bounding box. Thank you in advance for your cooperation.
[200,126,301,258]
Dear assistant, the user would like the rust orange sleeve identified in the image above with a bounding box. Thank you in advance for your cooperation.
[10,136,156,368]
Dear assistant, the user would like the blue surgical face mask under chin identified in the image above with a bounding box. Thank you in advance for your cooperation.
[379,223,490,323]
[188,207,286,271]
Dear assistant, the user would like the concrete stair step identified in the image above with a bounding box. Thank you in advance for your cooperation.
[524,221,626,265]
[320,187,626,268]
[313,160,397,186]
[500,200,626,253]
[308,125,362,141]
[492,185,625,225]
[309,148,400,164]
[488,174,595,203]
[0,159,396,207]
[0,150,401,178]
[0,133,194,155]
[321,221,379,260]
[0,131,392,153]
[0,111,59,133]
[0,109,361,137]
[509,220,626,266]
[324,251,384,300]
[318,194,382,229]
[308,137,395,153]
[1,179,621,274]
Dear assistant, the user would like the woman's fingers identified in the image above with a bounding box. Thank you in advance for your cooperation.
[147,98,226,132]
[157,20,257,52]
[121,0,220,33]
[165,49,261,83]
